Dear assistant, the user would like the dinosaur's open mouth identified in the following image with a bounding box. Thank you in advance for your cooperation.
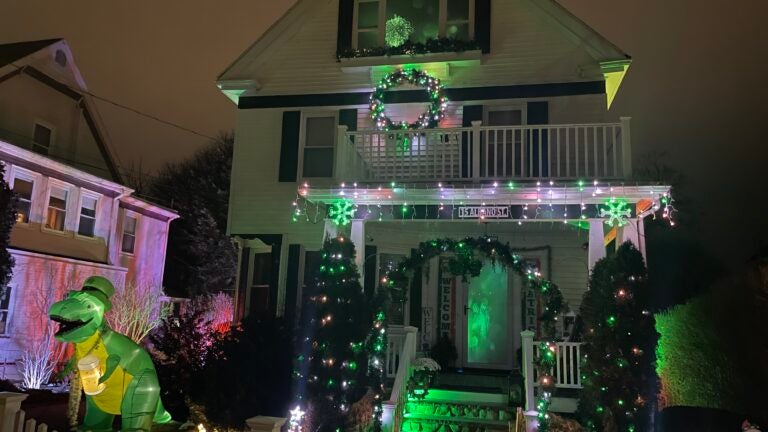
[50,315,92,336]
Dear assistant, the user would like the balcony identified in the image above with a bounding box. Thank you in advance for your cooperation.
[334,118,632,183]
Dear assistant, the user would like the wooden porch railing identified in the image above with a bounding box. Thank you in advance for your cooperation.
[521,331,583,414]
[0,393,58,432]
[382,325,418,432]
[335,118,632,183]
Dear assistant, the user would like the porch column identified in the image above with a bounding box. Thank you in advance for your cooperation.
[323,219,338,242]
[588,219,606,273]
[521,330,536,412]
[350,220,365,287]
[618,218,647,262]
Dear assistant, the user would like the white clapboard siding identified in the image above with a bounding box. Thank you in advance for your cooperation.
[240,0,606,96]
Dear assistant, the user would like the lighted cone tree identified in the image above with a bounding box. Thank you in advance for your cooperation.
[302,235,375,432]
[577,242,658,432]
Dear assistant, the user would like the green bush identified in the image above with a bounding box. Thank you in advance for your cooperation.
[655,277,767,420]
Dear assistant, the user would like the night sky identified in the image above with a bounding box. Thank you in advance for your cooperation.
[1,0,766,264]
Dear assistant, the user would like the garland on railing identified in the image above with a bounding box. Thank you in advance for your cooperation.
[337,37,481,60]
[381,237,568,431]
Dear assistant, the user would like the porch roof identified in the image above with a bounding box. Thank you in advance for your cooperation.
[299,182,671,208]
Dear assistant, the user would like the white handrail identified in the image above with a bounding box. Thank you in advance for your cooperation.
[342,121,630,182]
[382,326,417,432]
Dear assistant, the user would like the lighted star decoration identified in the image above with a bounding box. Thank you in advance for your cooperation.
[329,200,355,226]
[287,406,305,432]
[600,198,631,227]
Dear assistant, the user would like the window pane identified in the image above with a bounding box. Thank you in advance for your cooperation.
[50,187,67,206]
[82,196,97,211]
[302,148,334,178]
[33,124,52,154]
[78,216,95,237]
[124,216,137,234]
[305,117,336,148]
[358,31,380,49]
[0,287,11,309]
[358,1,379,29]
[447,0,469,21]
[13,179,33,200]
[122,233,135,253]
[387,0,439,44]
[0,311,7,334]
[16,201,30,224]
[488,109,523,126]
[447,22,470,40]
[252,253,272,286]
[46,208,66,231]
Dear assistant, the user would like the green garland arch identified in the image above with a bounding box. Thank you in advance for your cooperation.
[370,69,447,131]
[382,237,568,431]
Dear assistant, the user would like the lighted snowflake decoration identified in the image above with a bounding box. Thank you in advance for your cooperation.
[329,200,355,226]
[600,198,631,227]
[287,406,305,432]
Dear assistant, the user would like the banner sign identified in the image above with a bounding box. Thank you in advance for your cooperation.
[438,257,456,341]
[458,206,510,219]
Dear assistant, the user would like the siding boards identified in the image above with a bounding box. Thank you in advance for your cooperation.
[245,0,605,96]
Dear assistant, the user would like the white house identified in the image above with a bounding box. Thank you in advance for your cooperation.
[218,0,670,427]
[0,39,178,379]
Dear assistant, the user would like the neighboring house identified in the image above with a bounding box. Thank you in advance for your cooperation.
[218,0,670,424]
[0,39,178,378]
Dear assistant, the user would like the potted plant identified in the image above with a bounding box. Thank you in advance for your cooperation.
[408,357,441,400]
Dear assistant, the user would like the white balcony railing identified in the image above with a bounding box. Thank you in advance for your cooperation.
[335,118,632,182]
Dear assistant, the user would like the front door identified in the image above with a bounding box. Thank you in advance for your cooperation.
[458,261,514,370]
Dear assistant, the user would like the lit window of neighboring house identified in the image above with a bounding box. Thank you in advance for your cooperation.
[32,123,53,156]
[78,195,98,237]
[45,186,68,231]
[0,286,11,335]
[121,215,137,254]
[13,178,33,224]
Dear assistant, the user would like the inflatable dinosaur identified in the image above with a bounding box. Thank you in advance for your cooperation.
[49,276,172,432]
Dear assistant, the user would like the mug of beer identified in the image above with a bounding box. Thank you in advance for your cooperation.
[78,354,106,395]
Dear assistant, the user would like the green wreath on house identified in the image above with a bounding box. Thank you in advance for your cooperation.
[381,236,568,431]
[369,69,448,131]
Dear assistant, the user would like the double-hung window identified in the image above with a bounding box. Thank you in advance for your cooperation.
[121,214,137,254]
[353,0,474,49]
[0,285,11,335]
[13,178,34,224]
[45,185,69,231]
[300,114,337,179]
[78,194,98,237]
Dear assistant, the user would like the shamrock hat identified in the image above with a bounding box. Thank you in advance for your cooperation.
[81,276,115,311]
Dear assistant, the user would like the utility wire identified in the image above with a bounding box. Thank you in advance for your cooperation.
[8,62,219,142]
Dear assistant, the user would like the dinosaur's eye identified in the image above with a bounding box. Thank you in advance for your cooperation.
[87,304,93,309]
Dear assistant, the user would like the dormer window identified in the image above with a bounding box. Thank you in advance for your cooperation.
[353,0,474,49]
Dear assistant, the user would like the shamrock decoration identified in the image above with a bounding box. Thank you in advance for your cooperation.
[385,15,413,48]
[600,198,631,227]
[329,200,355,226]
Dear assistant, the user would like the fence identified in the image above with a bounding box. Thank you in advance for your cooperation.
[0,393,56,432]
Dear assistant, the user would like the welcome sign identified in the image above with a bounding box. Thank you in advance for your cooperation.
[458,206,510,219]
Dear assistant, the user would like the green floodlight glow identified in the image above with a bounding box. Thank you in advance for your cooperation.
[600,198,631,227]
[329,200,355,226]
